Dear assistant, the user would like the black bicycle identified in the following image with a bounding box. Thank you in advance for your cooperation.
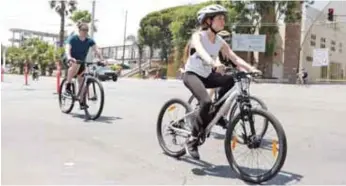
[157,71,287,184]
[58,61,105,120]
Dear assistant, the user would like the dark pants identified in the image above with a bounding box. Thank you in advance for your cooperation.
[183,71,234,136]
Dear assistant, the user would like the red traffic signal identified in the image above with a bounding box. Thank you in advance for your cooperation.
[328,8,334,21]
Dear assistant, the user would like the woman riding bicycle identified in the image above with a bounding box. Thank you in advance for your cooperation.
[204,30,236,103]
[183,4,261,160]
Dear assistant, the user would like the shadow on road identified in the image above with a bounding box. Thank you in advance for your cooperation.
[177,156,303,185]
[71,113,123,124]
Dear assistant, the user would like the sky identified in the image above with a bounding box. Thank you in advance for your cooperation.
[0,0,330,47]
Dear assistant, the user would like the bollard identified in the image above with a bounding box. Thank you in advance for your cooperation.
[1,66,4,82]
[24,64,28,85]
[57,63,61,93]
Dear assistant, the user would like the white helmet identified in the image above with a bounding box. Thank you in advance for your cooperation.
[197,4,228,24]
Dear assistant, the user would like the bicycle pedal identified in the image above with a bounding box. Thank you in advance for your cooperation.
[89,97,97,101]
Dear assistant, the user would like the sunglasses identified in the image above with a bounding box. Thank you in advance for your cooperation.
[80,28,89,32]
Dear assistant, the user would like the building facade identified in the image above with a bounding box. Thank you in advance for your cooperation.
[9,28,66,47]
[270,1,346,82]
[301,2,346,81]
[99,45,161,62]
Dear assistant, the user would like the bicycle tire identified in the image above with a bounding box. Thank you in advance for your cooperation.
[229,95,269,138]
[157,98,192,158]
[188,95,195,105]
[224,108,287,184]
[59,78,75,114]
[83,77,105,120]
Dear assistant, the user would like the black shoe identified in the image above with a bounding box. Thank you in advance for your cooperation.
[185,136,200,160]
[79,102,89,110]
[217,117,228,129]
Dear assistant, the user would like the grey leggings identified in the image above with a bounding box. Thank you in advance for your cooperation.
[183,71,235,136]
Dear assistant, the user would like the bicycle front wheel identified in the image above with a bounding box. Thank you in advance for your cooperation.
[59,78,76,114]
[83,77,105,120]
[224,108,287,184]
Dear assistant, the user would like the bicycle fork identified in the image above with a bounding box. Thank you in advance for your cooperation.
[238,96,258,146]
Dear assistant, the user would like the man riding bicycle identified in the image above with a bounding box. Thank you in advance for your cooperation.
[63,22,106,109]
[183,4,261,160]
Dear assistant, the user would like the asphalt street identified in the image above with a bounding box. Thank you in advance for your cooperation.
[1,74,346,185]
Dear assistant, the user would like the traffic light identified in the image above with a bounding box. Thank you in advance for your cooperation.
[328,8,334,21]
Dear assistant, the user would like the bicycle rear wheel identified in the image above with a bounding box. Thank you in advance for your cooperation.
[224,108,287,184]
[83,77,105,120]
[157,98,193,158]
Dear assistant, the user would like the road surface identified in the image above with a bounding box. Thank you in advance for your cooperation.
[1,75,346,185]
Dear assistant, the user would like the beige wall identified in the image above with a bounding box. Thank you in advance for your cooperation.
[301,22,346,81]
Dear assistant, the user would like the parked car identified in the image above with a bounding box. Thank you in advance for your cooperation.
[94,66,118,82]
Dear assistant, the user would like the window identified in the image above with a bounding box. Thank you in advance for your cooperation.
[330,40,336,52]
[311,34,316,40]
[310,41,316,46]
[306,56,313,61]
[320,37,326,48]
[310,34,316,46]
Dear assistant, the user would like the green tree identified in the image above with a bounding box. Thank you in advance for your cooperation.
[126,32,145,78]
[49,0,77,47]
[21,38,56,75]
[137,0,304,76]
[231,1,308,77]
[69,10,97,32]
[137,27,158,67]
[5,46,26,74]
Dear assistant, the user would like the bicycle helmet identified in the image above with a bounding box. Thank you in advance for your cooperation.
[197,4,228,34]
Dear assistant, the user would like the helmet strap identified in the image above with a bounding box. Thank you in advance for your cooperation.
[207,19,219,35]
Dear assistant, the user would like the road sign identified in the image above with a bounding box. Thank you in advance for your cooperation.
[232,34,266,52]
[312,48,329,67]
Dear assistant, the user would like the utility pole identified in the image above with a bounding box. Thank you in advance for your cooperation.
[122,10,128,65]
[87,0,96,63]
[90,0,96,39]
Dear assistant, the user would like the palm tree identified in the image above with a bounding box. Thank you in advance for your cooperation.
[49,0,77,47]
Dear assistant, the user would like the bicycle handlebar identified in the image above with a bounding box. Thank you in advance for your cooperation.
[69,59,106,67]
[86,61,106,67]
[232,71,262,81]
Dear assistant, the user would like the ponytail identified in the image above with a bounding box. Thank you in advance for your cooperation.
[182,26,206,64]
[182,40,191,64]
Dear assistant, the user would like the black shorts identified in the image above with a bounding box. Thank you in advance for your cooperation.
[62,58,86,76]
